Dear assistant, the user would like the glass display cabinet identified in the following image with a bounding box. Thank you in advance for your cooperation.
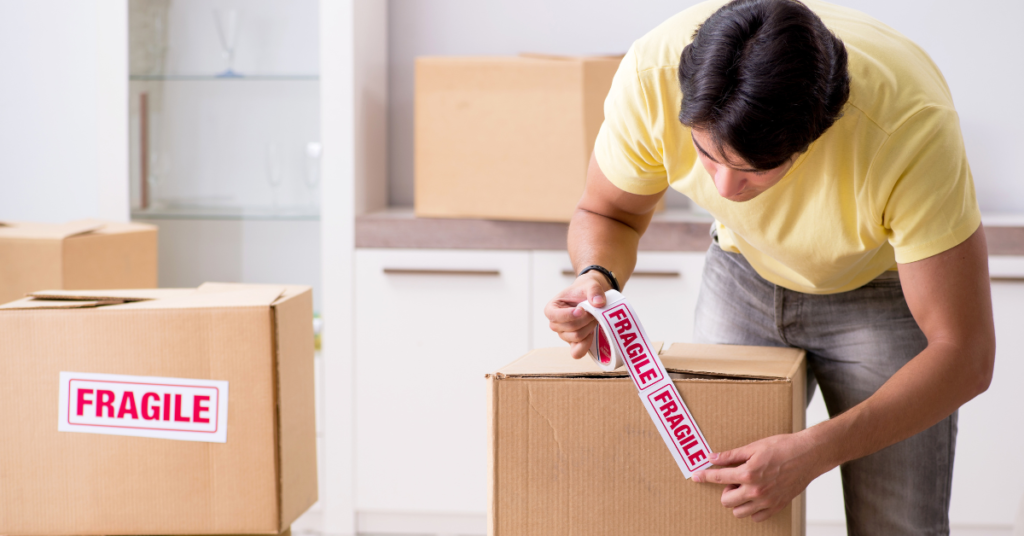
[128,0,320,220]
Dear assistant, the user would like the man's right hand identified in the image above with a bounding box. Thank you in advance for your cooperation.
[544,271,613,359]
[553,151,663,358]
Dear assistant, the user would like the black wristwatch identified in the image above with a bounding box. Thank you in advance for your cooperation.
[578,265,621,292]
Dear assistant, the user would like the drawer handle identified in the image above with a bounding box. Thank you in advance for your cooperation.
[990,276,1024,282]
[561,269,682,278]
[383,268,501,277]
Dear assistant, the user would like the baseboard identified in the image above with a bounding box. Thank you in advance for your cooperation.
[807,521,1013,536]
[292,510,1013,536]
[355,511,485,535]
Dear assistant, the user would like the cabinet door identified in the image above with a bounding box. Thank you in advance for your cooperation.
[354,249,531,514]
[531,251,707,349]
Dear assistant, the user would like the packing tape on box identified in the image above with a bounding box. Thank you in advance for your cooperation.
[579,290,713,478]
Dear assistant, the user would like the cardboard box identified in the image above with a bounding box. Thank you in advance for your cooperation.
[488,343,807,536]
[415,54,623,222]
[0,283,317,535]
[0,219,158,306]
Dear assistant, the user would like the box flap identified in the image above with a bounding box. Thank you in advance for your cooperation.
[0,298,124,310]
[27,289,186,302]
[518,52,626,61]
[1,284,286,312]
[117,282,286,310]
[496,343,803,380]
[496,343,664,378]
[73,220,157,236]
[0,219,104,240]
[660,343,805,380]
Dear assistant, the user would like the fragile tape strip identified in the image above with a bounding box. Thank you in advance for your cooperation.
[580,290,713,478]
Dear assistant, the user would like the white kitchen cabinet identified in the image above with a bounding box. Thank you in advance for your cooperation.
[531,251,707,350]
[353,249,531,514]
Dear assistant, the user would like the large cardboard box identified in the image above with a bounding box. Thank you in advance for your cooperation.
[488,343,807,536]
[0,219,158,306]
[0,283,317,535]
[415,54,623,222]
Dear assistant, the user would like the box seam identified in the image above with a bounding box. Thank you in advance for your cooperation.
[487,374,498,535]
[270,304,284,532]
[785,349,807,380]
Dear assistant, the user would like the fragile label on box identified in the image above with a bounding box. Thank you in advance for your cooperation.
[58,371,229,443]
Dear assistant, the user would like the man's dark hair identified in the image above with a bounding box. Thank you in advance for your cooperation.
[678,0,849,170]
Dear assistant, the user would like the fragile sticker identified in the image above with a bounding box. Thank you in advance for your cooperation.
[58,371,229,443]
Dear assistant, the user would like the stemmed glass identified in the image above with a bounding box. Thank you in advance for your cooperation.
[304,142,322,208]
[267,142,284,211]
[214,9,241,77]
[148,151,171,210]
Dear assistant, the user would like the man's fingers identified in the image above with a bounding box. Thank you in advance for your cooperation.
[730,499,762,519]
[546,301,596,325]
[545,301,580,324]
[710,446,751,467]
[720,484,746,508]
[570,331,594,359]
[692,466,748,485]
[548,314,595,334]
[750,506,778,523]
[585,282,606,307]
[557,323,595,344]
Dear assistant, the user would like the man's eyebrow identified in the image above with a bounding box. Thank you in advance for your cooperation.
[691,133,760,173]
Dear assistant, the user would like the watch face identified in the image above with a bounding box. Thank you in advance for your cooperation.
[597,325,612,365]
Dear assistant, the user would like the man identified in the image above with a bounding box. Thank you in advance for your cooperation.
[544,0,995,533]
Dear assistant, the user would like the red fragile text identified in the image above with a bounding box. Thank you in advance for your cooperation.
[76,388,210,423]
[651,386,709,469]
[605,305,662,388]
[65,378,219,434]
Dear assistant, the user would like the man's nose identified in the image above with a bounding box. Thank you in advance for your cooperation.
[714,168,746,198]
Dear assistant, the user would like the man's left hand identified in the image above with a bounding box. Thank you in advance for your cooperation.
[691,432,830,522]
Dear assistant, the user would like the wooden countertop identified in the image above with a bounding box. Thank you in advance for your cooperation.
[357,208,1024,255]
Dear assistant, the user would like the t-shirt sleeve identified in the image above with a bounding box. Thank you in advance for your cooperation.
[593,46,670,196]
[875,106,981,264]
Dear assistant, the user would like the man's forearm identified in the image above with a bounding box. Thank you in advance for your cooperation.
[567,208,644,287]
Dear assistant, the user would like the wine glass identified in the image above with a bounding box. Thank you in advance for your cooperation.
[214,9,241,77]
[304,142,322,208]
[267,142,284,211]
[148,150,171,210]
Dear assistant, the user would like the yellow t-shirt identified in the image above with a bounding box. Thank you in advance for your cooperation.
[594,0,980,294]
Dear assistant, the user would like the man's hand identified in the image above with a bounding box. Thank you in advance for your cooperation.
[692,432,827,522]
[544,272,613,359]
[554,152,664,358]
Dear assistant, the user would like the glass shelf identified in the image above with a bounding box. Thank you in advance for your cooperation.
[132,205,319,221]
[130,74,319,81]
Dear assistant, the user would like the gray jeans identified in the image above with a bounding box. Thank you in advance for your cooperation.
[693,239,956,535]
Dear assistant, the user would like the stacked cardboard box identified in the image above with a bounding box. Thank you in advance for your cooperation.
[0,283,317,535]
[488,343,807,536]
[0,219,158,305]
[415,54,623,223]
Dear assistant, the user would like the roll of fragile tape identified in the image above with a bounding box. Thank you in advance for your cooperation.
[579,290,714,478]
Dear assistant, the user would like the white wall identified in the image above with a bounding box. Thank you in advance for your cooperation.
[386,0,1024,213]
[0,0,129,223]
